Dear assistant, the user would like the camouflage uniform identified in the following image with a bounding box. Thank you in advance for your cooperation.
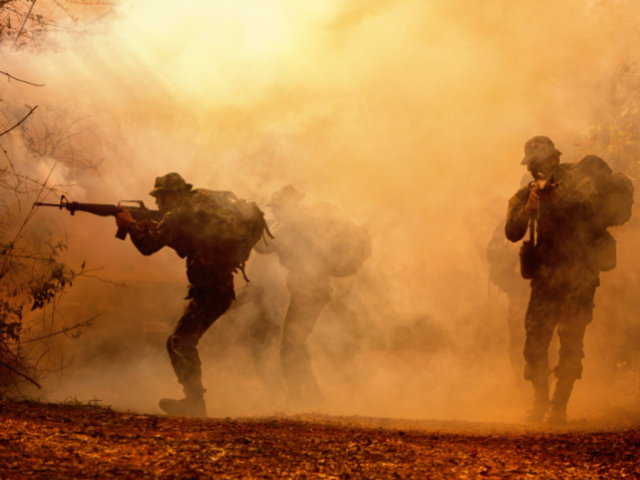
[506,163,600,385]
[127,186,238,399]
[505,145,606,425]
[259,220,332,407]
[255,186,332,409]
[280,271,332,403]
[246,281,287,402]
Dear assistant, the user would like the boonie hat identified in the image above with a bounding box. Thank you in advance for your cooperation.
[268,185,305,206]
[149,172,193,197]
[521,136,562,165]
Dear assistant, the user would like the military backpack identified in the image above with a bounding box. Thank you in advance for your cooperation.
[575,155,634,229]
[186,189,273,278]
[574,155,634,271]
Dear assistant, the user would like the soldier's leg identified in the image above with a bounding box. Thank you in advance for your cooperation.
[280,293,329,408]
[549,284,597,424]
[523,283,561,421]
[507,294,529,383]
[250,299,286,404]
[162,290,234,416]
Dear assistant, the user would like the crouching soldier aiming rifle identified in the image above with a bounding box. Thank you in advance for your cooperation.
[35,174,271,417]
[506,136,632,425]
[114,173,270,417]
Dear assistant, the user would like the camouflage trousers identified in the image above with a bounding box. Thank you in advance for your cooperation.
[506,293,529,382]
[280,291,330,400]
[167,288,234,395]
[249,295,286,401]
[523,272,598,382]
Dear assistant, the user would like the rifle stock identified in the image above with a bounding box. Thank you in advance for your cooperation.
[34,195,163,240]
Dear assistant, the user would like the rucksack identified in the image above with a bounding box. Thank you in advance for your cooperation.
[187,189,272,277]
[575,155,634,228]
[308,203,372,278]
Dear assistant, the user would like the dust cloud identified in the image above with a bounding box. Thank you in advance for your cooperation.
[4,0,640,422]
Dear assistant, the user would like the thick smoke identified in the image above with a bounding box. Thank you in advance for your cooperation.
[4,0,640,421]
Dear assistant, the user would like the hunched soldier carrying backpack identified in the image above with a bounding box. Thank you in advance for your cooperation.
[254,185,371,411]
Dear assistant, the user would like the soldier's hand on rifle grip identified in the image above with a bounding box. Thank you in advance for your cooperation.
[525,184,540,215]
[544,188,563,203]
[116,208,135,228]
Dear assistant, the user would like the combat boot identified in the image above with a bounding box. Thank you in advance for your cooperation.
[525,376,550,423]
[159,385,207,418]
[547,378,575,426]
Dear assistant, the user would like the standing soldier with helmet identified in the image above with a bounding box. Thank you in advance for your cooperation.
[505,136,633,425]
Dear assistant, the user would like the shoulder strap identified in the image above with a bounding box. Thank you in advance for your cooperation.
[529,216,536,245]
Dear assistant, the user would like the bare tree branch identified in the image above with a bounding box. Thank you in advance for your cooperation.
[0,159,55,279]
[12,0,37,49]
[51,0,76,24]
[0,139,17,171]
[0,359,41,388]
[0,71,44,87]
[18,314,100,345]
[0,105,38,138]
[65,0,114,5]
[0,0,110,399]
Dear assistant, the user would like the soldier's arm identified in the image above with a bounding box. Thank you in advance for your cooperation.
[254,219,279,255]
[123,210,185,256]
[488,220,516,267]
[505,186,531,242]
[127,221,166,255]
[254,239,276,255]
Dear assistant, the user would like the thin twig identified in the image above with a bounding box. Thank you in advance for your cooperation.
[19,314,101,345]
[0,138,17,171]
[1,169,57,188]
[12,0,37,49]
[65,0,114,5]
[52,0,77,24]
[79,269,126,287]
[33,345,51,372]
[0,105,38,138]
[0,159,55,279]
[0,71,44,87]
[0,359,41,388]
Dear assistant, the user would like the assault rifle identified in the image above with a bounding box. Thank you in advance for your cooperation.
[520,174,557,279]
[34,195,162,240]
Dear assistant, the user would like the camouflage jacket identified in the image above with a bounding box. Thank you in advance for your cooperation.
[505,163,601,273]
[128,189,238,292]
[254,211,332,298]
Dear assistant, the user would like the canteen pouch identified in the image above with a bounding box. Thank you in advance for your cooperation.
[519,239,538,279]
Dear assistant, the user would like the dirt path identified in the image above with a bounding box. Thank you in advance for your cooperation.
[0,400,639,479]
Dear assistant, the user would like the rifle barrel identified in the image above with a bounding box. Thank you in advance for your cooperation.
[33,199,161,222]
